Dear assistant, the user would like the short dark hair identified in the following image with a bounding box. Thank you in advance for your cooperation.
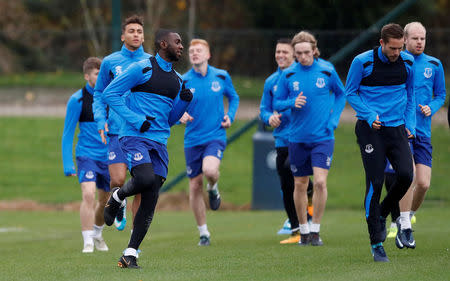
[277,38,292,45]
[83,57,101,74]
[154,29,174,53]
[122,15,144,32]
[381,23,404,43]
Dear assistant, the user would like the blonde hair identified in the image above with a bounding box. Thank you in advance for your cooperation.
[189,39,210,52]
[291,31,320,58]
[404,22,426,38]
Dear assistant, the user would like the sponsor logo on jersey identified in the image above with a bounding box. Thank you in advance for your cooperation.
[109,152,116,160]
[134,152,144,161]
[424,67,432,78]
[293,81,300,91]
[211,81,221,92]
[365,144,374,154]
[273,85,278,92]
[316,77,326,88]
[115,66,123,76]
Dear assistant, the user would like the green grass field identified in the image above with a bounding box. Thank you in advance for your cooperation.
[1,207,449,281]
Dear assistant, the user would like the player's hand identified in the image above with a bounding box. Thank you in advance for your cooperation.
[221,115,231,128]
[419,104,431,117]
[179,112,194,124]
[98,123,109,144]
[269,113,282,128]
[140,116,155,133]
[372,115,382,130]
[405,128,414,139]
[180,88,193,102]
[294,92,307,108]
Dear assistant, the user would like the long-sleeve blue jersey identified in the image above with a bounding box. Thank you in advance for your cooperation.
[62,83,108,175]
[181,65,240,148]
[405,50,446,138]
[260,67,291,147]
[93,45,150,135]
[274,59,346,143]
[103,54,188,146]
[345,47,416,135]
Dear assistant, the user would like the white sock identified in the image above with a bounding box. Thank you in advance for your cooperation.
[207,182,218,191]
[124,247,137,257]
[400,212,412,230]
[310,223,320,233]
[410,210,416,219]
[93,224,103,238]
[291,226,300,233]
[82,230,94,246]
[299,224,310,235]
[197,224,210,237]
[112,189,123,204]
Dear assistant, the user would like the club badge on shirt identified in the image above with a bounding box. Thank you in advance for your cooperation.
[423,68,432,79]
[211,81,221,92]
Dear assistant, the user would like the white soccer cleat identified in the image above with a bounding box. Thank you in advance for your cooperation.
[93,236,109,251]
[82,243,94,253]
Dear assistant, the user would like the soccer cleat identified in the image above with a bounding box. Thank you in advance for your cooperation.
[277,219,292,235]
[118,255,140,269]
[397,228,416,249]
[310,232,324,246]
[371,243,389,262]
[208,188,221,211]
[104,187,122,226]
[280,232,300,244]
[114,198,127,231]
[198,235,211,246]
[387,224,398,239]
[93,236,109,251]
[298,233,311,246]
[380,216,387,242]
[82,243,94,253]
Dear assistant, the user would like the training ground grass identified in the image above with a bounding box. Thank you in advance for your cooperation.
[1,206,449,281]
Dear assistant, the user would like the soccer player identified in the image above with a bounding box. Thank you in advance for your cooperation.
[179,39,239,246]
[62,57,110,253]
[93,15,150,231]
[274,31,346,247]
[259,38,313,244]
[102,29,192,269]
[393,22,446,246]
[345,23,416,262]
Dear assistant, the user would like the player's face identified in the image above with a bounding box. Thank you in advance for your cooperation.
[275,43,294,70]
[380,37,404,62]
[189,44,210,66]
[84,68,99,88]
[165,33,184,62]
[405,26,426,55]
[294,42,314,66]
[121,23,144,51]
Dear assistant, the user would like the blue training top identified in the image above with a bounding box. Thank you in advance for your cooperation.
[103,54,189,146]
[274,59,346,143]
[259,67,291,147]
[181,65,239,148]
[93,45,150,135]
[345,46,416,135]
[62,83,108,176]
[405,50,446,138]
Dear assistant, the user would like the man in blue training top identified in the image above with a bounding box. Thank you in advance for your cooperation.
[179,39,239,246]
[345,23,416,262]
[93,15,151,231]
[259,38,314,244]
[274,31,346,247]
[102,29,192,269]
[62,57,110,253]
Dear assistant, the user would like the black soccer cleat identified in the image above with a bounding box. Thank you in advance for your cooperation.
[298,233,311,246]
[198,235,211,246]
[104,187,122,226]
[118,255,140,269]
[310,232,324,246]
[396,227,416,249]
[208,189,221,211]
[371,243,389,262]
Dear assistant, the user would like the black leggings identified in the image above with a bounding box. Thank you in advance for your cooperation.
[117,163,164,250]
[384,172,400,222]
[355,120,413,244]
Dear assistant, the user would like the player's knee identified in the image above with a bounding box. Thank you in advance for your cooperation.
[132,164,156,191]
[110,175,126,188]
[313,179,327,192]
[416,179,430,192]
[397,169,413,186]
[202,166,218,181]
[82,190,95,205]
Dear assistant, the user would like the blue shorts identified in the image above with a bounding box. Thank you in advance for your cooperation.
[76,156,110,191]
[412,135,432,167]
[184,140,226,178]
[288,139,334,177]
[120,136,169,178]
[385,139,417,173]
[107,134,127,165]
